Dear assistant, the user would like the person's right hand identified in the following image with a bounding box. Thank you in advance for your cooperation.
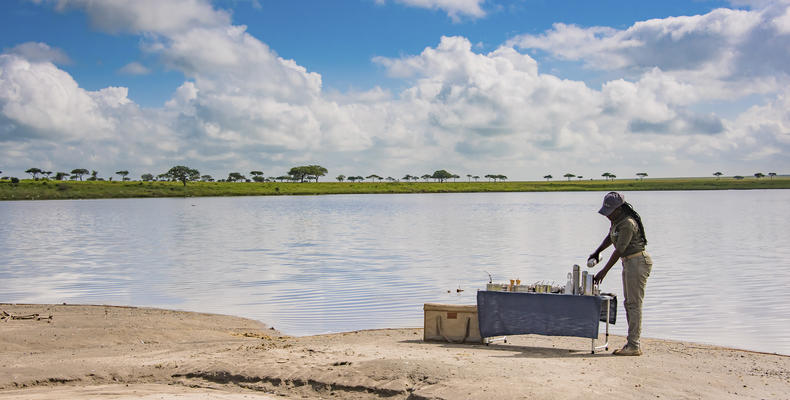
[593,270,606,285]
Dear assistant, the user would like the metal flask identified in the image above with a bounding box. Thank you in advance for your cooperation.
[572,265,580,295]
[581,271,588,295]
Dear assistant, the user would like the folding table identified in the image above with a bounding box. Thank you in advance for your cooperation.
[476,291,617,353]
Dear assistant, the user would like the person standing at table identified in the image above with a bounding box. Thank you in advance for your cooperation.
[588,192,652,356]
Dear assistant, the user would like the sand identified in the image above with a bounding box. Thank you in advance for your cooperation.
[1,304,788,399]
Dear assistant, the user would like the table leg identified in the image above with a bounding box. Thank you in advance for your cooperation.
[593,297,611,354]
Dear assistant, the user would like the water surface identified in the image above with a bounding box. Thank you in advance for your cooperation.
[1,190,788,354]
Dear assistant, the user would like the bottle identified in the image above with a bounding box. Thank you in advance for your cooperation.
[572,265,580,295]
[585,273,593,295]
[565,273,573,295]
[587,257,598,268]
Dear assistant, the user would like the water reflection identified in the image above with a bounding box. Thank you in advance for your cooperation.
[1,191,788,354]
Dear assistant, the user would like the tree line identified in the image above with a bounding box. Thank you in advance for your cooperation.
[3,167,780,186]
[540,171,779,181]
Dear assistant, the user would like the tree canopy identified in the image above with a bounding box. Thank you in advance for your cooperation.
[227,172,245,182]
[431,169,453,183]
[288,165,328,182]
[25,168,43,179]
[71,168,89,181]
[166,166,200,186]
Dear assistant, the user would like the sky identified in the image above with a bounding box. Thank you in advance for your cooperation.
[1,0,789,181]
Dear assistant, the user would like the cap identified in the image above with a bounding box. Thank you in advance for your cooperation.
[598,192,625,216]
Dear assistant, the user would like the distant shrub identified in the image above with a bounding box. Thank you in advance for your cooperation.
[10,177,19,184]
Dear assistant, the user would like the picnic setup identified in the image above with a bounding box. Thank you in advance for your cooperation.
[424,265,617,354]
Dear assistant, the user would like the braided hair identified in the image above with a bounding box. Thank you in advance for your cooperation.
[621,202,647,245]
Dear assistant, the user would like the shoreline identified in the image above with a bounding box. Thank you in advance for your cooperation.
[1,304,788,399]
[2,177,790,201]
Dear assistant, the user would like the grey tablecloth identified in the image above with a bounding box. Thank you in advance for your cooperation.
[476,291,616,339]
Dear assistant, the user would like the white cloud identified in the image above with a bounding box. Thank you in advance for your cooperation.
[2,0,788,179]
[376,0,486,21]
[50,0,230,34]
[0,55,116,140]
[507,6,778,79]
[118,61,150,75]
[4,42,71,65]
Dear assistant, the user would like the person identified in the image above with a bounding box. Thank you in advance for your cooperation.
[588,192,652,356]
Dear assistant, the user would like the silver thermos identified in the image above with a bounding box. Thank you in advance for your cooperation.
[581,271,588,295]
[572,265,580,295]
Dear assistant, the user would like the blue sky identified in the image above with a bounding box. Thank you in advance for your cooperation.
[1,0,735,106]
[1,0,788,180]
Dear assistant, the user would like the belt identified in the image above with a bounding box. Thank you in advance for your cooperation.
[622,251,646,260]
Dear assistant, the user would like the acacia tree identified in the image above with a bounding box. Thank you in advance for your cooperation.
[54,172,69,180]
[564,173,575,181]
[636,172,648,181]
[366,174,382,182]
[713,172,723,180]
[227,172,245,182]
[336,174,346,182]
[769,172,777,179]
[473,175,480,182]
[306,165,327,182]
[288,165,327,182]
[431,170,453,183]
[754,172,765,179]
[141,173,154,182]
[116,170,129,181]
[543,175,552,181]
[250,171,265,182]
[25,168,43,179]
[166,166,200,186]
[71,168,89,181]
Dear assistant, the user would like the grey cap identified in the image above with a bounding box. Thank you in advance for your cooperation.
[598,192,625,216]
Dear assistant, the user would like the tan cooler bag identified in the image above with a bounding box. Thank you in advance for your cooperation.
[423,303,482,343]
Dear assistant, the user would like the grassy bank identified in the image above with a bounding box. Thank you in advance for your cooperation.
[1,176,789,201]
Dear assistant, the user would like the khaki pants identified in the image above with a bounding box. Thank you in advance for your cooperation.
[621,251,652,349]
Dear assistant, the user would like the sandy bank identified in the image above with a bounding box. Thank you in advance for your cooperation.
[1,304,788,399]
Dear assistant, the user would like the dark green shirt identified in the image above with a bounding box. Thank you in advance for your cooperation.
[609,214,646,257]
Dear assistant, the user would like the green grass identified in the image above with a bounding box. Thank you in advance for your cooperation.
[1,177,789,201]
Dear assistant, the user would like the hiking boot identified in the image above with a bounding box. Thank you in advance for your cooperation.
[613,345,642,356]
